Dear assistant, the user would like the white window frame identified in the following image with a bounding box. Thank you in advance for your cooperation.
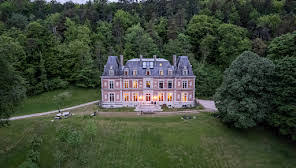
[159,81,164,89]
[109,80,114,89]
[182,80,188,89]
[109,93,115,102]
[133,80,138,88]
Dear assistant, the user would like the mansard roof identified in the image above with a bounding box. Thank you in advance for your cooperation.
[102,55,195,77]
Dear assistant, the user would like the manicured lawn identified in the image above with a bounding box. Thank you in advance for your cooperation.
[0,113,295,168]
[14,87,100,116]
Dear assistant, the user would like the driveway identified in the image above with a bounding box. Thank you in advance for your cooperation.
[197,99,217,112]
[9,100,99,120]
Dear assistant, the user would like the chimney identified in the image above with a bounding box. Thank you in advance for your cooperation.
[153,55,157,65]
[173,55,176,67]
[120,55,124,67]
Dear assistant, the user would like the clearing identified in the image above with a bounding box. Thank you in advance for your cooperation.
[0,113,295,168]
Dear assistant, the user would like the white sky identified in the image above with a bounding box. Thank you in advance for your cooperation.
[45,0,118,4]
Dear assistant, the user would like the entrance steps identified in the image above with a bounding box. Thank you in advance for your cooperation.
[135,104,162,112]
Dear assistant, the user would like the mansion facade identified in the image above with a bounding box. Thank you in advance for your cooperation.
[101,55,196,108]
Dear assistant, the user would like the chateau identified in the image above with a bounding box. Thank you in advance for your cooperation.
[101,55,196,108]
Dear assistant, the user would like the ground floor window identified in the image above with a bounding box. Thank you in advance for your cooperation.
[124,93,129,101]
[167,93,172,101]
[133,93,138,101]
[159,93,164,101]
[109,93,114,102]
[182,93,188,102]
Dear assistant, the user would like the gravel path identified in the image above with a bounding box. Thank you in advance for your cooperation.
[197,99,217,112]
[9,100,99,120]
[8,99,216,121]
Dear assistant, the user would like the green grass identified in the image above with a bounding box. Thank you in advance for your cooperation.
[1,113,295,168]
[14,86,99,116]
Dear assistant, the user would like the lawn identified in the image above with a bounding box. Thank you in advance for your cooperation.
[0,113,295,168]
[14,86,100,116]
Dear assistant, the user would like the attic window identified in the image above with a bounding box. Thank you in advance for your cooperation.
[168,69,173,76]
[109,70,114,76]
[150,62,153,68]
[159,70,164,76]
[133,70,137,76]
[124,69,129,76]
[183,69,188,76]
[159,63,162,67]
[143,62,147,68]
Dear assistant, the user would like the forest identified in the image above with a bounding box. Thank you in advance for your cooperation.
[0,0,295,138]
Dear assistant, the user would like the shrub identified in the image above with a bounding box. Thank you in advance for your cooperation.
[48,78,69,91]
[214,51,275,128]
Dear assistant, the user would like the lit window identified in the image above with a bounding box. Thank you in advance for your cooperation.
[146,70,150,76]
[159,81,164,89]
[133,70,137,76]
[146,81,151,88]
[159,93,164,101]
[159,63,162,67]
[150,62,153,68]
[133,93,138,101]
[124,93,129,101]
[133,80,138,88]
[182,81,188,88]
[109,81,114,89]
[182,93,188,102]
[109,93,114,102]
[159,70,163,76]
[167,93,172,101]
[168,81,173,88]
[124,80,129,88]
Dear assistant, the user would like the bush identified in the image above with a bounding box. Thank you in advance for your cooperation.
[48,78,69,91]
[214,51,275,128]
[268,57,296,140]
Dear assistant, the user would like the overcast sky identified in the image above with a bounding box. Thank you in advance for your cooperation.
[45,0,118,3]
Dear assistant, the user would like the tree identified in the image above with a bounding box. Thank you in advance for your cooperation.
[214,51,275,128]
[268,57,296,140]
[123,24,159,60]
[257,14,281,37]
[252,38,267,56]
[267,31,296,60]
[163,33,193,61]
[216,23,251,69]
[187,14,220,54]
[195,63,223,98]
[0,52,26,126]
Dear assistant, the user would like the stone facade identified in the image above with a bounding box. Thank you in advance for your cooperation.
[101,55,196,108]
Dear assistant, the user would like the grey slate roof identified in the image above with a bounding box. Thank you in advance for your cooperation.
[102,55,195,77]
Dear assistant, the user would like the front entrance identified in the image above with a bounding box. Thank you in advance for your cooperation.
[145,93,151,101]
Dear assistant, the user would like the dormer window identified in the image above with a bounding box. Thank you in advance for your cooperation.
[143,62,147,68]
[159,63,162,67]
[109,70,114,76]
[124,69,129,76]
[159,70,164,76]
[150,62,153,68]
[183,66,188,76]
[133,70,137,76]
[168,69,173,76]
[146,69,150,76]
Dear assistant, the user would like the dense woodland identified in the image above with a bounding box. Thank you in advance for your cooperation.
[0,0,295,139]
